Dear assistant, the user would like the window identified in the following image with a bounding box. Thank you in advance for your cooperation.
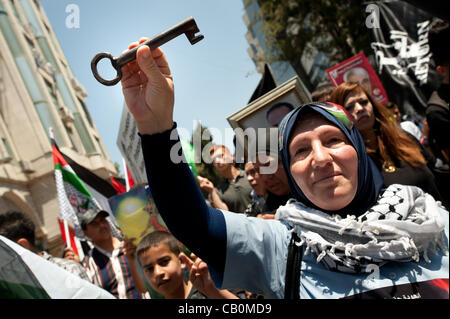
[2,137,13,158]
[65,126,79,152]
[44,79,58,107]
[77,98,93,127]
[95,136,106,158]
[9,0,23,24]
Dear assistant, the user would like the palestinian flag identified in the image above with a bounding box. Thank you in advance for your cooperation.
[52,139,122,240]
[0,235,114,299]
[57,218,84,259]
[52,139,100,238]
[110,175,127,194]
[320,102,354,130]
[125,163,135,190]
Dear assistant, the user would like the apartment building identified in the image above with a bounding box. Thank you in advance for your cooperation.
[0,0,115,254]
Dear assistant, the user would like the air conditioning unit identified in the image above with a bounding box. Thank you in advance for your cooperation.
[71,78,87,97]
[0,155,13,164]
[44,62,55,76]
[70,77,78,88]
[59,106,74,124]
[20,160,35,173]
[24,23,35,37]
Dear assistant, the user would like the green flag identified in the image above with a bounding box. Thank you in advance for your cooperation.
[180,140,198,176]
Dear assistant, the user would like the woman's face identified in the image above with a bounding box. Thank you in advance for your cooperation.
[343,90,375,133]
[289,113,358,211]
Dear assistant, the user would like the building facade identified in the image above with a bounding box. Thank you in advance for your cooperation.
[0,0,115,254]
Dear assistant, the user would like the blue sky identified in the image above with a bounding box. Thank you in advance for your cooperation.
[40,0,261,175]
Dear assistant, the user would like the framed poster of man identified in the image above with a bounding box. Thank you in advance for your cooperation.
[228,76,310,131]
[227,76,311,162]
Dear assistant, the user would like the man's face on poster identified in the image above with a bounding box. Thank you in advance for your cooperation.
[346,68,372,93]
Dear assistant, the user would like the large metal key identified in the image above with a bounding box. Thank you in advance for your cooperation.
[91,17,204,86]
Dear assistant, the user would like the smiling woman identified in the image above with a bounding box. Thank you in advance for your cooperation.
[278,102,382,216]
[288,111,358,211]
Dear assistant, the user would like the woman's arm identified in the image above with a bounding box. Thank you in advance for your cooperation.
[119,39,227,283]
[140,128,227,278]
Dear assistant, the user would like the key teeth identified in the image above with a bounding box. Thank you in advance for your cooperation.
[190,34,204,45]
[185,30,204,45]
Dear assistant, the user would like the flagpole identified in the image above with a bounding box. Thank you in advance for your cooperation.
[49,127,71,249]
[122,157,130,192]
[63,220,72,249]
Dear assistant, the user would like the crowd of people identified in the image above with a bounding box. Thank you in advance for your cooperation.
[0,23,448,300]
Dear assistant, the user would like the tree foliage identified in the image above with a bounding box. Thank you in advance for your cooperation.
[113,161,124,178]
[257,0,374,89]
[190,123,223,187]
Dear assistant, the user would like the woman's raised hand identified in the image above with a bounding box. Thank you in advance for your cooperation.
[121,38,175,135]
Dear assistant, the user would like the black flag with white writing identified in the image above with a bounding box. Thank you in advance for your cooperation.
[368,1,442,119]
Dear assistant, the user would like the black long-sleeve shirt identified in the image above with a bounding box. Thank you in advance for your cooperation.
[140,124,227,285]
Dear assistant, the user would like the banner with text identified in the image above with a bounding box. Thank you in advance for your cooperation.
[368,0,441,117]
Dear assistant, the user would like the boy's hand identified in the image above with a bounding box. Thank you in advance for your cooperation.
[123,236,138,260]
[179,253,215,295]
[121,38,174,135]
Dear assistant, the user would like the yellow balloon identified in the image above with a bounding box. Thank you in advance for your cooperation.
[115,197,149,244]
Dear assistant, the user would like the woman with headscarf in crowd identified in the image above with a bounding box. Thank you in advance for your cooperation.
[329,82,447,209]
[120,41,449,299]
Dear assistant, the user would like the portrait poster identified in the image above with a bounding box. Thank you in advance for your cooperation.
[326,52,388,104]
[227,76,311,162]
[108,185,167,247]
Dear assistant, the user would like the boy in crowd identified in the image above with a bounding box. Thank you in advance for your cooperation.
[136,231,238,299]
[81,209,149,299]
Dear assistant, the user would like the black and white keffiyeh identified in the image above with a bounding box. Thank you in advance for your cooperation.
[275,184,449,273]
